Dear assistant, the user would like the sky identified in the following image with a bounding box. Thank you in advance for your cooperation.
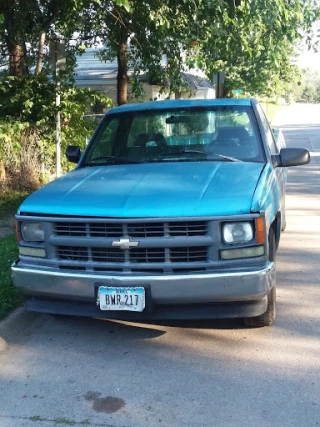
[296,21,320,70]
[297,49,320,70]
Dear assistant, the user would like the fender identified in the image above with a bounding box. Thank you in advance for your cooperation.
[251,163,282,230]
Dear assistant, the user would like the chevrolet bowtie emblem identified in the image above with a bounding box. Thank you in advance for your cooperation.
[112,238,139,250]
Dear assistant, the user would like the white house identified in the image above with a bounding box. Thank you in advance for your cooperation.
[75,48,215,107]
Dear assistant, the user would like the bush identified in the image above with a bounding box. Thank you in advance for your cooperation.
[0,75,112,190]
[0,234,23,319]
[0,122,43,190]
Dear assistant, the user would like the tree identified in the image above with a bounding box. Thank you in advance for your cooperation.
[75,0,203,105]
[0,0,64,76]
[1,0,319,104]
[0,0,112,188]
[75,0,319,105]
[195,0,320,96]
[295,68,320,103]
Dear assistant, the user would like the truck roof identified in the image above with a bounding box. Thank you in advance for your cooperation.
[108,98,254,114]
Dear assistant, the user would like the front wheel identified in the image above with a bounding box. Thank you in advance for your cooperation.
[244,286,276,327]
[244,228,276,327]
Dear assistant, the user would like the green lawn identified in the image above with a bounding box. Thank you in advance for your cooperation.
[0,234,23,319]
[259,102,289,123]
[0,189,29,319]
[0,189,29,217]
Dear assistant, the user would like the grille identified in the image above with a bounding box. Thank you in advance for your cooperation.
[170,247,207,262]
[130,248,165,263]
[54,223,87,237]
[168,222,207,236]
[54,220,207,238]
[90,224,123,238]
[54,219,209,272]
[58,246,88,261]
[92,248,125,263]
[57,246,207,264]
[127,223,164,238]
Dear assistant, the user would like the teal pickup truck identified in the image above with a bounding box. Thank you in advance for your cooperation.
[12,99,310,327]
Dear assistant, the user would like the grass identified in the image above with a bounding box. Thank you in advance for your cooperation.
[0,188,29,319]
[0,188,30,217]
[53,418,76,425]
[259,101,289,123]
[0,234,23,319]
[30,416,41,421]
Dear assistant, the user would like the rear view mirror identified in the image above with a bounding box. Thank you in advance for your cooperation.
[66,145,81,163]
[275,148,310,167]
[166,115,191,124]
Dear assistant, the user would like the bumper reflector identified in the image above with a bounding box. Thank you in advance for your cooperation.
[19,246,46,258]
[221,246,265,260]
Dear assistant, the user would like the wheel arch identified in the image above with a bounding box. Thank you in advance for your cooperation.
[270,212,281,250]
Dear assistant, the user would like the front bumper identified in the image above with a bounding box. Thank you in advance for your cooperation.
[12,261,275,319]
[24,297,268,320]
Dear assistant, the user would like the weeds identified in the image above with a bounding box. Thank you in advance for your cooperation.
[0,234,23,319]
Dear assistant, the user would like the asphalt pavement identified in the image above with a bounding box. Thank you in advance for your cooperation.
[0,103,319,427]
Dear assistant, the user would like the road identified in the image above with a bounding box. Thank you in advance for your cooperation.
[0,103,319,427]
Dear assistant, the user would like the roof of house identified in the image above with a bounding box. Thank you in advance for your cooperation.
[75,48,213,89]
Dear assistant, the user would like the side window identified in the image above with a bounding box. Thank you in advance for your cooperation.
[86,117,119,159]
[256,104,278,155]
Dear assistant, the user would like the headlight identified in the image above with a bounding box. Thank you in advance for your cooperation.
[21,222,44,242]
[223,222,253,244]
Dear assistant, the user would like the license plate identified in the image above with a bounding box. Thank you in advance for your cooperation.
[97,286,146,312]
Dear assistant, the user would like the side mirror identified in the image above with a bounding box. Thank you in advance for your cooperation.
[66,145,81,163]
[274,148,310,168]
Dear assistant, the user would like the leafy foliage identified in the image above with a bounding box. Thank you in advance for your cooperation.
[0,0,319,189]
[76,0,320,102]
[294,68,320,103]
[192,0,320,96]
[0,0,114,188]
[0,189,29,217]
[1,0,319,102]
[0,234,23,319]
[0,74,112,188]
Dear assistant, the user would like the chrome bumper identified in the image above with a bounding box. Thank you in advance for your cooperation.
[12,262,275,305]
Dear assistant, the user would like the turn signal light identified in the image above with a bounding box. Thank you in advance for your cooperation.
[255,217,265,244]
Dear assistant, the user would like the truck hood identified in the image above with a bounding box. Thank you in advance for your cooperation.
[19,162,265,218]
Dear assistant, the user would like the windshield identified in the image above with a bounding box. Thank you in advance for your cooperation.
[81,106,265,166]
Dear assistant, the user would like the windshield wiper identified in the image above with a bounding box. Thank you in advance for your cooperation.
[182,149,242,162]
[83,155,141,166]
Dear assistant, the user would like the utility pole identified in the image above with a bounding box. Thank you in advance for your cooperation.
[56,69,61,178]
[213,72,225,98]
[50,41,66,178]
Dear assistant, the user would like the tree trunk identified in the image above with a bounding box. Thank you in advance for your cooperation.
[4,3,28,77]
[117,38,128,106]
[8,42,27,76]
[35,32,46,75]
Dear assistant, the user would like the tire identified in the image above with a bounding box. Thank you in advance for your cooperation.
[244,227,276,327]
